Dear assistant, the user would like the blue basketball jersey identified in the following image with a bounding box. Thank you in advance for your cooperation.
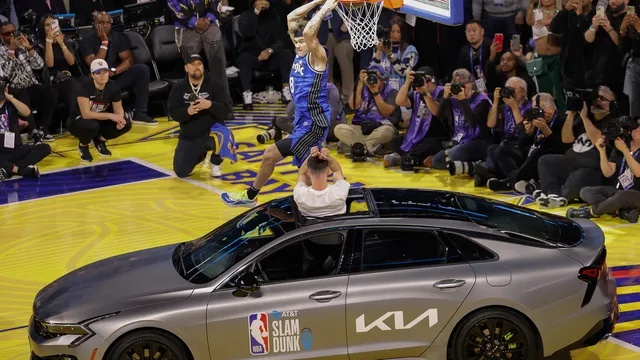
[289,52,331,128]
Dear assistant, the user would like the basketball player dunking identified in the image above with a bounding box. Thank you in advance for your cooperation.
[221,0,337,207]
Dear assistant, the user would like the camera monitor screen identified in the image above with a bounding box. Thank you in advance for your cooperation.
[124,0,158,24]
[399,0,464,26]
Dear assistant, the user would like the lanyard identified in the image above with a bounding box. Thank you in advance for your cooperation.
[470,45,482,78]
[0,106,9,131]
[535,110,556,139]
[620,147,640,176]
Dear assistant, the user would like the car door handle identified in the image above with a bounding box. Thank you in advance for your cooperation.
[309,290,342,302]
[433,279,467,290]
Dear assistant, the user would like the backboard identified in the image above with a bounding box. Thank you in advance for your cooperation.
[398,0,464,26]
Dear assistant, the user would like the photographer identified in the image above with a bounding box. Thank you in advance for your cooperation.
[619,7,640,117]
[566,121,640,223]
[549,0,593,90]
[371,16,418,91]
[384,67,447,168]
[476,77,532,190]
[337,65,400,157]
[67,59,131,163]
[427,68,492,172]
[169,55,232,178]
[535,86,618,208]
[0,83,50,181]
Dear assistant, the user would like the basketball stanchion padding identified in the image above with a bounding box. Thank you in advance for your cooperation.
[335,0,403,52]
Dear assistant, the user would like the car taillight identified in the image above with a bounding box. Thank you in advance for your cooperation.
[578,247,607,307]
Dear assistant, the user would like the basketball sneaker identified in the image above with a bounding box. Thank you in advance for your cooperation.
[211,164,222,178]
[221,190,257,207]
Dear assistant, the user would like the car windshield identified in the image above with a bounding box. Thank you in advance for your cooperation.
[173,197,298,284]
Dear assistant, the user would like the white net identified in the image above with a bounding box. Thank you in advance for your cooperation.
[335,0,385,52]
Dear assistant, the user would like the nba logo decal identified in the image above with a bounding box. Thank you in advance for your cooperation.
[248,313,270,355]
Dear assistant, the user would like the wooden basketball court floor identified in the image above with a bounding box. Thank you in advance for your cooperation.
[1,103,640,359]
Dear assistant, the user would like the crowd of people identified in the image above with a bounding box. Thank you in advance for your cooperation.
[0,0,639,223]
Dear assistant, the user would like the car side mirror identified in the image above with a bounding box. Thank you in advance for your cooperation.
[232,271,261,297]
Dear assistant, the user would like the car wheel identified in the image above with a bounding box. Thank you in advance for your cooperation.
[106,330,189,360]
[450,308,540,360]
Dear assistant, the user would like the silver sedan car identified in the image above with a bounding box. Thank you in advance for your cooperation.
[29,188,619,360]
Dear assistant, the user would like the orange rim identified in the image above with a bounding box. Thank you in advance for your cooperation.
[338,0,384,4]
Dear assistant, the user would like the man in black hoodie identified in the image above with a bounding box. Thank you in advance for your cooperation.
[168,54,232,178]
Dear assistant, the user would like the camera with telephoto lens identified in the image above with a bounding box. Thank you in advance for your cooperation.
[450,83,463,96]
[565,88,597,112]
[524,107,545,122]
[499,86,515,99]
[366,70,379,85]
[351,142,366,162]
[401,154,422,172]
[412,71,427,88]
[447,160,474,176]
[602,116,640,142]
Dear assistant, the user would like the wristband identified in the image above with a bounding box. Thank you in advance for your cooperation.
[371,91,380,97]
[100,46,108,50]
[101,40,109,44]
[8,50,14,55]
[419,91,428,97]
[46,39,54,43]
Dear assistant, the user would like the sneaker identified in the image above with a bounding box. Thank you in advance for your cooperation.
[487,178,511,192]
[282,86,292,103]
[537,194,567,208]
[78,145,93,162]
[514,180,528,194]
[132,112,158,126]
[257,129,277,144]
[618,208,639,223]
[31,130,43,145]
[337,141,351,156]
[566,206,593,219]
[0,167,7,181]
[41,132,55,142]
[210,164,222,178]
[525,180,540,195]
[473,162,490,187]
[423,155,434,168]
[20,165,40,178]
[383,153,402,168]
[532,189,544,200]
[221,190,257,207]
[368,144,385,158]
[243,91,253,110]
[92,138,112,157]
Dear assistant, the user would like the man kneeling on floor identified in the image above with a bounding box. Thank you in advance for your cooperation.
[294,146,350,218]
[0,83,51,181]
[169,54,232,178]
[68,59,131,163]
[566,120,640,223]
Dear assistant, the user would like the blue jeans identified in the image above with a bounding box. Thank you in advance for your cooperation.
[432,139,490,170]
[624,58,640,118]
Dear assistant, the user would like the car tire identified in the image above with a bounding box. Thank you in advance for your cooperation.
[450,308,541,360]
[105,329,190,360]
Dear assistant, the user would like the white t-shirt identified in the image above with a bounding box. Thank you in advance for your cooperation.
[293,180,351,218]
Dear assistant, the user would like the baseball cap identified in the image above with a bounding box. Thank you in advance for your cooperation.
[186,54,204,65]
[90,59,111,73]
[416,66,435,78]
[366,64,387,79]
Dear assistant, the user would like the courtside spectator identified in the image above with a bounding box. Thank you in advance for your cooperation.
[168,54,231,178]
[337,65,400,157]
[620,3,640,117]
[459,20,492,81]
[237,0,293,109]
[385,67,447,168]
[371,16,418,91]
[567,124,640,223]
[168,0,233,118]
[38,14,76,108]
[484,44,536,99]
[67,59,131,163]
[294,146,349,218]
[0,21,56,144]
[79,12,157,125]
[0,83,50,181]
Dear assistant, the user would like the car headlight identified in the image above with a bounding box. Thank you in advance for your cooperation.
[33,312,119,348]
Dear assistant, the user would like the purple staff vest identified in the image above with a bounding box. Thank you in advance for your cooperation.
[401,86,444,152]
[451,92,491,144]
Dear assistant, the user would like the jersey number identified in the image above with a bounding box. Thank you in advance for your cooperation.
[289,77,295,95]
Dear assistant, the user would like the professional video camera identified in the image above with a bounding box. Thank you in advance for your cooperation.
[401,155,423,173]
[366,71,379,85]
[602,116,640,142]
[450,83,463,96]
[565,88,597,112]
[499,86,515,99]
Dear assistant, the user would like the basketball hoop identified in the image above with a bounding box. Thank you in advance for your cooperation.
[335,0,385,52]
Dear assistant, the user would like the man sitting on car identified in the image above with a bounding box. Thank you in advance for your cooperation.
[294,146,350,218]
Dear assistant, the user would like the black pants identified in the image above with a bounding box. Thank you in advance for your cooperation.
[11,84,58,132]
[580,186,640,215]
[112,64,150,113]
[538,154,604,202]
[391,135,445,162]
[173,136,222,178]
[486,141,525,179]
[53,78,77,106]
[237,49,293,92]
[67,116,132,145]
[0,144,51,176]
[275,116,339,142]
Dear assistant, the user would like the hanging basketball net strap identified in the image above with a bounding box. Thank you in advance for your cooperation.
[335,0,385,52]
